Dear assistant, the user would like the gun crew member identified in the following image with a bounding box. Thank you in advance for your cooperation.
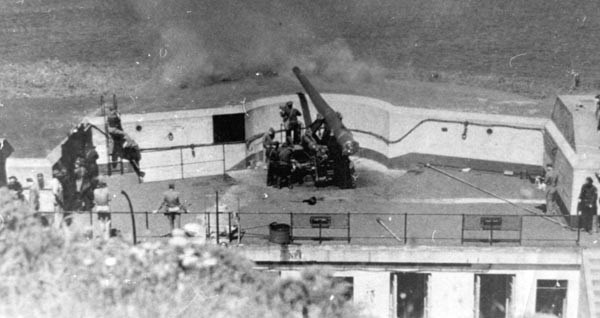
[279,101,302,144]
[154,183,187,232]
[93,179,111,240]
[107,104,125,168]
[122,134,145,179]
[262,127,277,164]
[545,164,559,215]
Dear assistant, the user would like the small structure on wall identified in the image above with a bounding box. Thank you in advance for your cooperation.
[544,95,600,220]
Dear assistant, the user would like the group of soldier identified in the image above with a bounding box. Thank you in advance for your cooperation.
[262,100,323,189]
[262,101,301,189]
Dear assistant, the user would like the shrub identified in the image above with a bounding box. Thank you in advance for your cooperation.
[0,189,363,318]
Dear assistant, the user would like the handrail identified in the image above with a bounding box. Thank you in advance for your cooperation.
[33,210,578,245]
[140,141,242,153]
[245,118,544,148]
[88,123,109,137]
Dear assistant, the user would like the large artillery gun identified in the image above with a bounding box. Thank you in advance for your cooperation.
[290,67,358,189]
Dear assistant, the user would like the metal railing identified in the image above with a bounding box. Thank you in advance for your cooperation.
[36,210,583,247]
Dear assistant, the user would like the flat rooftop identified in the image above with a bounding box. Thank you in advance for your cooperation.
[93,159,593,248]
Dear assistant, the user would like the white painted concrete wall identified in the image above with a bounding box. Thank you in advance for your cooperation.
[5,158,53,188]
[245,94,546,171]
[85,107,246,182]
[428,272,475,318]
[279,268,580,318]
[387,117,544,166]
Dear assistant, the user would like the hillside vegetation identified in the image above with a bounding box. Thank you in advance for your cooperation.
[0,189,361,318]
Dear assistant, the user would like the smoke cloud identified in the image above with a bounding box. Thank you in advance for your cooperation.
[128,0,383,87]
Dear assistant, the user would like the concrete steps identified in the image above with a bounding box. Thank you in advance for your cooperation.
[583,250,600,318]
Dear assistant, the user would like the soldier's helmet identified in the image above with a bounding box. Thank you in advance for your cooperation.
[285,101,293,108]
[268,127,275,135]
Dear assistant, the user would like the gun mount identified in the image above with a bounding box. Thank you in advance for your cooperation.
[292,66,359,156]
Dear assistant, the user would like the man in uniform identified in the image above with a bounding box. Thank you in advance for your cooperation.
[107,104,125,168]
[154,183,187,232]
[7,176,23,200]
[50,170,65,229]
[545,164,559,214]
[301,127,319,154]
[266,141,280,187]
[262,127,277,164]
[279,101,302,144]
[36,173,45,190]
[275,142,294,189]
[93,179,111,239]
[579,177,598,234]
[122,133,145,179]
[26,177,40,212]
[85,144,99,180]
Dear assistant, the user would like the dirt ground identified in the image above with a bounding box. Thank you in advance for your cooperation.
[5,0,600,156]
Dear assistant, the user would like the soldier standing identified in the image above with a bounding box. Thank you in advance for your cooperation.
[266,141,280,187]
[279,101,302,144]
[7,176,23,200]
[107,104,125,167]
[36,173,45,190]
[93,179,111,240]
[50,170,64,229]
[26,177,40,211]
[275,142,294,189]
[85,144,99,180]
[579,177,598,233]
[262,127,277,164]
[545,164,559,214]
[154,183,187,232]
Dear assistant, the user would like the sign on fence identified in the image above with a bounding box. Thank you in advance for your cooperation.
[462,215,522,245]
[291,213,350,243]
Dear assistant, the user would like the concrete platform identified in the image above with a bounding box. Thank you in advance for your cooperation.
[80,159,596,248]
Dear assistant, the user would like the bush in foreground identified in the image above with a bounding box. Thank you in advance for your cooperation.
[0,189,363,318]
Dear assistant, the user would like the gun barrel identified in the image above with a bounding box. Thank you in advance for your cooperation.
[292,67,359,155]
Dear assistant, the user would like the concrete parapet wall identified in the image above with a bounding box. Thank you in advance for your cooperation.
[236,244,581,266]
[5,157,53,186]
[245,94,547,174]
[243,245,581,318]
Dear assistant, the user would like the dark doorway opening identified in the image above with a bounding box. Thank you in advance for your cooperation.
[535,280,567,317]
[391,272,428,318]
[475,274,513,318]
[213,113,245,143]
